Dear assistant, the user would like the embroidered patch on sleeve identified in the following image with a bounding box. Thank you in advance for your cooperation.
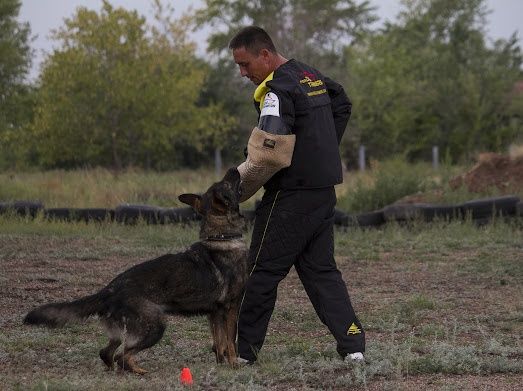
[260,92,280,117]
[263,139,276,149]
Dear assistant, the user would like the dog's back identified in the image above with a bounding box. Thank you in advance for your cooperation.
[25,243,247,324]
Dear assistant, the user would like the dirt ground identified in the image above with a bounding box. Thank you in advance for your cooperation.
[449,152,523,194]
[396,151,523,205]
[1,228,521,390]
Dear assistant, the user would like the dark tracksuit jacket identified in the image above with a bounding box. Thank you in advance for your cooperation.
[237,59,365,361]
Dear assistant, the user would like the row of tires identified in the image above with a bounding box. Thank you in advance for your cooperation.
[1,195,521,228]
[334,195,522,228]
[0,202,200,224]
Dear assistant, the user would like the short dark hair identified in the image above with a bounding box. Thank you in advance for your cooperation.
[229,26,277,55]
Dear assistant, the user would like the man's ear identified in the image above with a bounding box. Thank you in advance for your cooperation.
[178,194,202,213]
[260,48,271,62]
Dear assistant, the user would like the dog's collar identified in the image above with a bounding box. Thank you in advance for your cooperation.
[205,233,243,241]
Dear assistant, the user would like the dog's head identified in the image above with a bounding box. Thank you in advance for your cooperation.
[178,168,244,239]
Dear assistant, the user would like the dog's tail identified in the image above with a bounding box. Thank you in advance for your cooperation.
[24,291,107,328]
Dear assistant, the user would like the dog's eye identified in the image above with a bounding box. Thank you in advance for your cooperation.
[215,190,234,207]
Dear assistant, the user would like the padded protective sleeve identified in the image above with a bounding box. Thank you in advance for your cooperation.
[237,127,296,202]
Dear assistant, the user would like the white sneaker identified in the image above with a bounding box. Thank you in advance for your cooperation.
[345,352,365,362]
[236,357,254,365]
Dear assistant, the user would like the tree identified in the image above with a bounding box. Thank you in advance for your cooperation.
[30,0,236,170]
[0,0,34,169]
[197,0,376,63]
[194,0,377,163]
[346,0,522,163]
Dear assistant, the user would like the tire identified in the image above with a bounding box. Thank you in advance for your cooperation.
[44,208,114,222]
[417,204,463,222]
[115,204,163,224]
[44,208,75,221]
[159,207,200,224]
[382,204,424,222]
[517,201,523,217]
[334,208,349,227]
[13,201,44,218]
[461,196,520,220]
[77,208,114,223]
[0,202,10,215]
[353,210,385,228]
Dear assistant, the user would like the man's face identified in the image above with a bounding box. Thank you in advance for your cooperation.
[232,46,271,85]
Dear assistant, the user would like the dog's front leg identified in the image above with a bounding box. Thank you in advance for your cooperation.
[225,305,239,367]
[209,314,218,356]
[209,311,227,364]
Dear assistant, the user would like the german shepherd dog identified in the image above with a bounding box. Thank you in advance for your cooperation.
[24,168,249,374]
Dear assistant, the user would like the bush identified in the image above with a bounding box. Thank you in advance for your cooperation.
[338,158,439,213]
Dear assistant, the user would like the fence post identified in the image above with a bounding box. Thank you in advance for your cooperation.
[358,145,366,172]
[432,145,439,170]
[214,148,222,178]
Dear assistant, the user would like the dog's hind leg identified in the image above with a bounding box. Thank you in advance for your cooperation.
[115,307,166,375]
[116,351,149,375]
[116,326,166,374]
[99,338,121,370]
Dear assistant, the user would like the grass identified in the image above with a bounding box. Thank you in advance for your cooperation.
[1,161,520,217]
[0,214,522,390]
[0,167,224,208]
[0,160,517,214]
[1,165,522,389]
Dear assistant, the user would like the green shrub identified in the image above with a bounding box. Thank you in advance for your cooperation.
[338,158,439,212]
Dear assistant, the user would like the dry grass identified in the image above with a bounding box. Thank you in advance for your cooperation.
[0,168,222,208]
[0,215,521,390]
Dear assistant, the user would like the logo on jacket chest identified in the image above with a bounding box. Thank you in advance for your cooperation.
[299,70,324,88]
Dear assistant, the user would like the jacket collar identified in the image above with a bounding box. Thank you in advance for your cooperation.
[253,71,274,109]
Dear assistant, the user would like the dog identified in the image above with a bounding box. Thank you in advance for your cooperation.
[24,168,249,374]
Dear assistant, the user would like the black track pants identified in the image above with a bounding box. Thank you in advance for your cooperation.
[237,187,365,361]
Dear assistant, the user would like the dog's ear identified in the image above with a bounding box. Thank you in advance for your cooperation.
[178,193,202,212]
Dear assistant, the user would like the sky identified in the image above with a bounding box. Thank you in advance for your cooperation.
[18,0,523,81]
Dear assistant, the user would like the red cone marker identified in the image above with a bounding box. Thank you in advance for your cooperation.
[180,367,193,386]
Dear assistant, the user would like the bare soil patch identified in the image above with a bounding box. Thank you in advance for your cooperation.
[449,153,523,194]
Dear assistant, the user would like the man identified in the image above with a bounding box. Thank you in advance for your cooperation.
[230,26,365,364]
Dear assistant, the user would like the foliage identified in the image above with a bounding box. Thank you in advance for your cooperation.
[197,58,256,164]
[2,0,523,170]
[196,0,377,61]
[193,0,378,162]
[0,0,35,169]
[28,1,236,170]
[337,158,439,212]
[345,0,523,164]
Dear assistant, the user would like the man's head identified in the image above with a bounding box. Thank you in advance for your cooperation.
[229,26,281,85]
